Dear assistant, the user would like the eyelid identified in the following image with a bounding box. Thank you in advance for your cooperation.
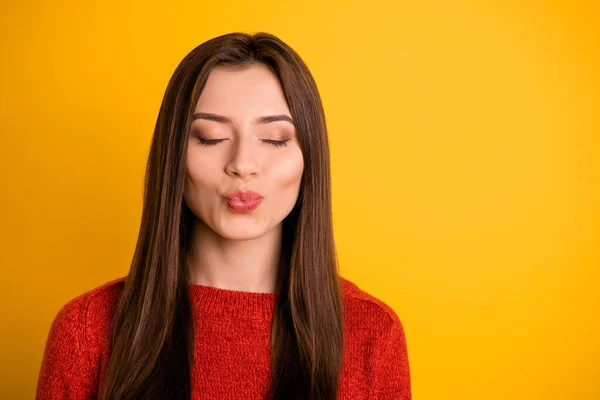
[194,137,289,147]
[263,139,289,147]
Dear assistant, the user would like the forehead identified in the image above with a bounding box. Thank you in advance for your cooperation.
[194,64,291,116]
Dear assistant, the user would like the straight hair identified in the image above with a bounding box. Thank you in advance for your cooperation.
[100,32,344,400]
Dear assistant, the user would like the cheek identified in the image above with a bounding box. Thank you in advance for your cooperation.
[268,150,304,190]
[184,152,221,203]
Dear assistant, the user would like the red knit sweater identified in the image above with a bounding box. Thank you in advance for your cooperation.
[36,276,411,399]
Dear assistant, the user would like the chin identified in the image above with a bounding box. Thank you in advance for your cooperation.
[218,229,267,241]
[216,221,270,240]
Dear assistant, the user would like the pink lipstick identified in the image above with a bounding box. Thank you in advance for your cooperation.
[224,190,263,213]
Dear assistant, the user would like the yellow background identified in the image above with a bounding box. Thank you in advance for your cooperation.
[1,0,598,398]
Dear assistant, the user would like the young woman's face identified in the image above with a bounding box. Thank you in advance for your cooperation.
[184,63,304,240]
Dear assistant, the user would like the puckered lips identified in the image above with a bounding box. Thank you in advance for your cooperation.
[223,189,263,213]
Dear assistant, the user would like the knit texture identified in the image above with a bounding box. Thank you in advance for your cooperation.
[36,276,411,399]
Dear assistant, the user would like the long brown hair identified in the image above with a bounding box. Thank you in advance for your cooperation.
[100,32,344,400]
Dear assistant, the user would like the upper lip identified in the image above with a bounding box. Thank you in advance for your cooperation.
[225,189,264,201]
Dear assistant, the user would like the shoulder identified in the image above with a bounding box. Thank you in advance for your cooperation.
[56,275,126,320]
[49,276,126,350]
[37,277,127,398]
[339,275,406,336]
[339,276,411,397]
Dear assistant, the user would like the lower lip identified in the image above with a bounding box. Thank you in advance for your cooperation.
[225,198,262,213]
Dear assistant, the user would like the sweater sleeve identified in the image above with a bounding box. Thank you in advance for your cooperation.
[375,312,412,399]
[36,293,100,400]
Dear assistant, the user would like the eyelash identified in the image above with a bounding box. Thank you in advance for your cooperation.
[195,138,289,148]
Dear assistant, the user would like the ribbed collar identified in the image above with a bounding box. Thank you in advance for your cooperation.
[187,281,277,321]
[186,276,355,321]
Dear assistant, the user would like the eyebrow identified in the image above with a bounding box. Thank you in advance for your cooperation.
[192,112,295,126]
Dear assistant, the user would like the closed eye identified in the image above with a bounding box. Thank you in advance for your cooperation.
[195,137,289,147]
[196,138,225,146]
[263,139,289,148]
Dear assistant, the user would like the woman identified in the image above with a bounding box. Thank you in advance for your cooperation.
[36,32,411,400]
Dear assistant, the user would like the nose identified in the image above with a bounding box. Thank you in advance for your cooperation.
[225,134,260,180]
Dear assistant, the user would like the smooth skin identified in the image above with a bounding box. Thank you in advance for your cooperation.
[183,63,304,294]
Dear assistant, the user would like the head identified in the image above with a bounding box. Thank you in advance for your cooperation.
[101,32,344,400]
[184,62,304,241]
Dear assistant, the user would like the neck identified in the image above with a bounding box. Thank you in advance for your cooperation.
[187,219,282,294]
